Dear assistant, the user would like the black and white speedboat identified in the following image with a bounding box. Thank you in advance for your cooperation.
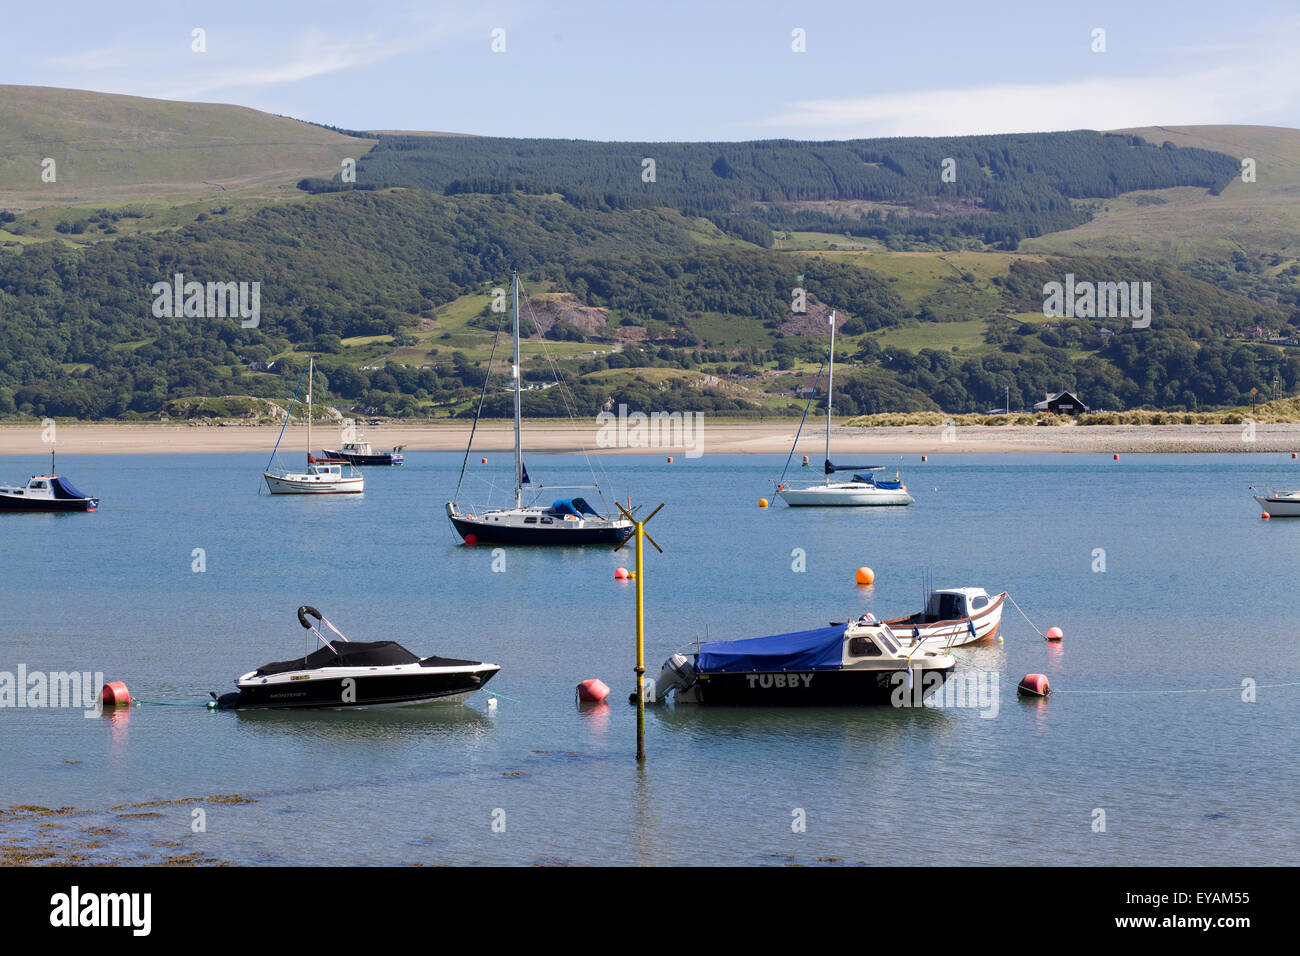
[0,453,98,513]
[650,617,954,706]
[213,606,499,710]
[445,272,631,545]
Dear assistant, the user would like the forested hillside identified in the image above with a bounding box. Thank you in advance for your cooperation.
[301,130,1239,247]
[1,88,1296,422]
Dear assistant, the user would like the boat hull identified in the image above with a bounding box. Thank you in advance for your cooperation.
[683,663,954,706]
[448,512,630,545]
[264,473,364,495]
[0,494,97,512]
[778,484,914,507]
[322,450,403,466]
[1255,494,1300,516]
[886,592,1006,648]
[235,666,498,710]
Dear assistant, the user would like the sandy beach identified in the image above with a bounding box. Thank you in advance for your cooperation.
[2,420,1299,456]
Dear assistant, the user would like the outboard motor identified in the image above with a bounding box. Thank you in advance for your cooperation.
[649,653,697,702]
[209,691,242,710]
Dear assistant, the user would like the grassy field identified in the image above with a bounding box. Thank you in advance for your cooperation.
[0,85,373,211]
[1021,125,1300,269]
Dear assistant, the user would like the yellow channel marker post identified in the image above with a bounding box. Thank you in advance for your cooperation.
[614,501,663,762]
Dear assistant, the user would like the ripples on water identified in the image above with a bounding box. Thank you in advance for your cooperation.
[1,451,1296,864]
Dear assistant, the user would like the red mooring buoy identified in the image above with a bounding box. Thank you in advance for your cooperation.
[1017,674,1050,697]
[100,681,130,708]
[464,533,478,546]
[577,678,610,703]
[1046,626,1064,641]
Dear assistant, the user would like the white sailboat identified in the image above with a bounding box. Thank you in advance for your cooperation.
[263,358,364,495]
[777,311,914,507]
[445,272,631,544]
[1253,486,1300,516]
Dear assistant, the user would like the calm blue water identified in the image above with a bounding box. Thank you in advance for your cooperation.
[1,450,1297,865]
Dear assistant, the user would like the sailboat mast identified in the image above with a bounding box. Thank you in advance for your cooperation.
[826,311,835,484]
[512,272,523,509]
[307,357,313,461]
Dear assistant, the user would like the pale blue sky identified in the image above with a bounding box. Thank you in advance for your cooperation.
[3,0,1298,139]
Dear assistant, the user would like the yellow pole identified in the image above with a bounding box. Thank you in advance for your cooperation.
[634,519,646,762]
[615,500,662,763]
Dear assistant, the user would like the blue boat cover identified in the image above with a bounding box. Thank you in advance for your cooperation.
[696,625,847,673]
[547,497,600,518]
[50,477,91,500]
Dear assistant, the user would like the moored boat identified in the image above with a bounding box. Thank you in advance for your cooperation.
[776,311,913,507]
[321,438,404,466]
[263,358,365,495]
[883,588,1006,649]
[0,453,98,513]
[1252,487,1300,516]
[445,272,631,545]
[651,618,954,706]
[212,606,499,710]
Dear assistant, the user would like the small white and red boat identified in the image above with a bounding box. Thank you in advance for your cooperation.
[879,587,1006,649]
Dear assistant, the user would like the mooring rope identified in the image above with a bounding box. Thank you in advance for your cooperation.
[1005,592,1048,640]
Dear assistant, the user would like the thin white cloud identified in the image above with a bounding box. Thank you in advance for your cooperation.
[34,8,490,103]
[763,40,1300,137]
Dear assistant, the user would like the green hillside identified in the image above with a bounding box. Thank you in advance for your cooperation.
[1,89,1298,422]
[0,85,373,208]
[1021,125,1300,309]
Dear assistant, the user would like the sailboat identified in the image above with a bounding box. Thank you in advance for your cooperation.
[777,311,913,507]
[263,358,365,495]
[445,272,632,544]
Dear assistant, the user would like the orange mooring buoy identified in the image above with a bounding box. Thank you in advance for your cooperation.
[921,455,927,462]
[577,678,610,703]
[1018,674,1050,697]
[1113,453,1119,460]
[100,681,130,708]
[481,457,487,464]
[759,498,769,508]
[1262,512,1271,520]
[1292,452,1297,459]
[855,567,875,586]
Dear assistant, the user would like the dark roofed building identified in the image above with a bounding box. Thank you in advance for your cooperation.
[1033,390,1089,416]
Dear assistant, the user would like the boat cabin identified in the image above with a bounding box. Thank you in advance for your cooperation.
[896,587,992,625]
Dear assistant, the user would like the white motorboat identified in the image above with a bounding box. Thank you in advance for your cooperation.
[212,606,498,710]
[1252,487,1300,516]
[263,358,364,495]
[776,311,913,507]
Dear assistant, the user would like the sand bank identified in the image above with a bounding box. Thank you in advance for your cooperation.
[2,420,1299,456]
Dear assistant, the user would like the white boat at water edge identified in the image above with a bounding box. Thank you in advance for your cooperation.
[263,358,364,495]
[776,310,913,507]
[1253,486,1300,516]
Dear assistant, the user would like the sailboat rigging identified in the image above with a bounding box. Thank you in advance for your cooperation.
[445,272,632,544]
